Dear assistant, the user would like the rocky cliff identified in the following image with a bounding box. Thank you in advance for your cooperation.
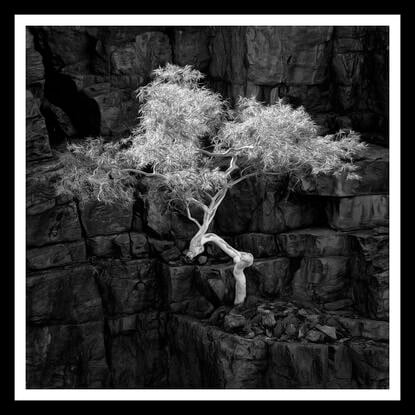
[26,26,389,388]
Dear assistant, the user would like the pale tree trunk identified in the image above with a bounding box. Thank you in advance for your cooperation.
[125,157,256,304]
[201,233,253,305]
[185,182,254,305]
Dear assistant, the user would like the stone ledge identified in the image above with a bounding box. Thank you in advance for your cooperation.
[326,195,389,231]
[294,144,388,197]
[167,314,389,388]
[276,227,356,257]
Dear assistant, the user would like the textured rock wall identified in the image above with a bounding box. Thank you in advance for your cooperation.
[28,25,388,146]
[26,26,389,388]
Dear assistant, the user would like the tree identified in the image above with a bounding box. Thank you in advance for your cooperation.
[57,63,366,306]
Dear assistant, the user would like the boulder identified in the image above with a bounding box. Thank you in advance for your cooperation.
[315,324,337,340]
[223,313,247,332]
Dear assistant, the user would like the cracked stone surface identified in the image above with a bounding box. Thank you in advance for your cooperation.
[25,26,389,388]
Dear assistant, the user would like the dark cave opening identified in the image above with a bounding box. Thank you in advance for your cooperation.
[42,71,101,147]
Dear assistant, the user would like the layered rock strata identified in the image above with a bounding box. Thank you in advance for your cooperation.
[26,26,389,388]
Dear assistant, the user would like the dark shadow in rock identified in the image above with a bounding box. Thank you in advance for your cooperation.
[43,71,101,146]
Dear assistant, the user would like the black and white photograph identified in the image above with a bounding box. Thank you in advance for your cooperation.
[15,13,401,400]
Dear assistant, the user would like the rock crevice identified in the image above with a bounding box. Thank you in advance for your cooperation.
[26,26,389,389]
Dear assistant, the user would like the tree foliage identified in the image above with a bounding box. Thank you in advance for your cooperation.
[57,63,366,210]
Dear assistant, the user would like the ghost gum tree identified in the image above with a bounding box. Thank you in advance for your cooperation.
[58,64,366,305]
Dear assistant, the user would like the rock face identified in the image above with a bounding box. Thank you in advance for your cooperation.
[276,228,356,257]
[168,312,388,389]
[292,256,351,304]
[245,27,333,86]
[295,144,389,197]
[27,321,110,388]
[27,264,103,325]
[28,26,388,143]
[326,195,389,231]
[25,26,389,389]
[168,314,268,388]
[27,202,83,247]
[26,31,52,161]
[79,200,133,237]
[108,311,168,387]
[27,240,86,270]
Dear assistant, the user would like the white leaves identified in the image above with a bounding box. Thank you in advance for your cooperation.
[214,98,365,180]
[57,64,366,208]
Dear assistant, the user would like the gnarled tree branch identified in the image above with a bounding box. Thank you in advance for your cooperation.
[121,168,167,180]
[199,145,254,158]
[185,203,202,229]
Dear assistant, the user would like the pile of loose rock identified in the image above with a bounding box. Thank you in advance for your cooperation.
[207,297,388,345]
